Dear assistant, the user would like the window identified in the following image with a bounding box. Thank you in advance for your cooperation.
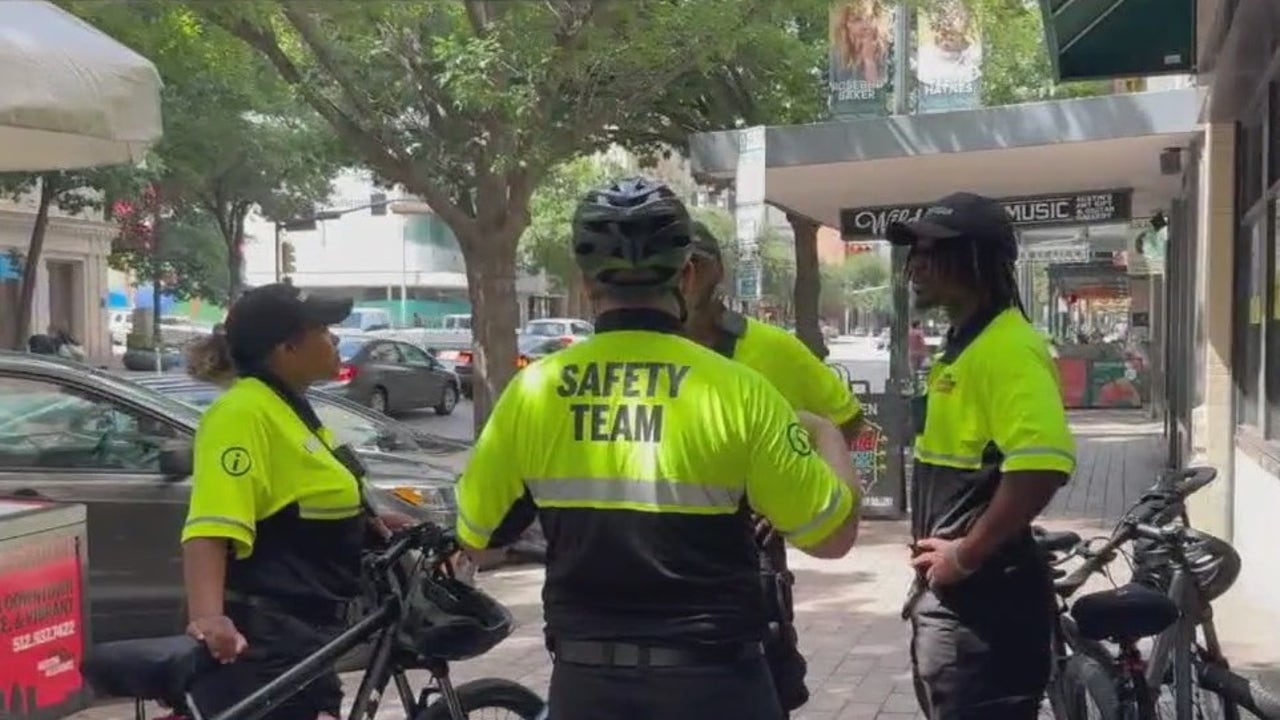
[572,321,594,336]
[366,342,401,363]
[0,377,183,472]
[398,343,432,365]
[1236,219,1267,427]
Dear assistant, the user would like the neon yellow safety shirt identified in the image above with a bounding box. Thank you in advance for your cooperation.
[911,307,1075,543]
[182,376,365,602]
[455,309,858,645]
[715,312,862,426]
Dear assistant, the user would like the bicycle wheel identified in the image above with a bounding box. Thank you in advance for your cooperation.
[1184,662,1280,720]
[416,678,546,720]
[1054,655,1125,720]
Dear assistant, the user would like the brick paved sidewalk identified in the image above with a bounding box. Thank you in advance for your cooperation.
[68,411,1280,720]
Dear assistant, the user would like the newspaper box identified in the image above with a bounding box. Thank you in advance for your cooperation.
[0,500,90,720]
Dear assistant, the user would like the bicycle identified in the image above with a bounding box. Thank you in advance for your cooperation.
[1034,467,1280,720]
[81,521,546,720]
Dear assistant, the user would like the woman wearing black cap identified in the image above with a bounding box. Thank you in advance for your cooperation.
[181,283,408,720]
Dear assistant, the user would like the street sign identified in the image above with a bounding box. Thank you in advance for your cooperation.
[840,188,1134,238]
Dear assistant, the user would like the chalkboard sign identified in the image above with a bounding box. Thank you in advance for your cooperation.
[827,366,907,519]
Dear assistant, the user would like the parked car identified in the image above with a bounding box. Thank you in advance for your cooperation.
[322,336,461,415]
[335,306,393,332]
[0,352,458,645]
[454,333,577,399]
[522,317,593,339]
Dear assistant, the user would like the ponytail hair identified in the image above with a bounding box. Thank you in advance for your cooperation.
[186,324,237,386]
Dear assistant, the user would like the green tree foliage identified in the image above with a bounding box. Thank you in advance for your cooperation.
[522,155,633,297]
[109,184,230,306]
[0,168,141,348]
[65,1,345,299]
[190,0,809,426]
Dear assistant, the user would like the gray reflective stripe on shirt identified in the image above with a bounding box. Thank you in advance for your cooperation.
[299,503,363,519]
[1003,446,1075,463]
[526,477,742,511]
[781,484,849,540]
[458,509,497,541]
[185,515,255,536]
[913,447,983,467]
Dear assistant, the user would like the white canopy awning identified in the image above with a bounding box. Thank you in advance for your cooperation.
[0,1,162,171]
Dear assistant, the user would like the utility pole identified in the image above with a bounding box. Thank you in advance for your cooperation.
[888,3,913,398]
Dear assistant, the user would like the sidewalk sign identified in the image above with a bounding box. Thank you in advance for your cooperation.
[828,366,907,519]
[0,500,90,720]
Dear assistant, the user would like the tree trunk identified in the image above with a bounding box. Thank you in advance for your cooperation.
[227,209,248,301]
[460,228,522,433]
[788,212,826,358]
[13,178,57,349]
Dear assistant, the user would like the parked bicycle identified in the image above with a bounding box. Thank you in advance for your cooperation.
[81,521,546,720]
[1034,467,1280,720]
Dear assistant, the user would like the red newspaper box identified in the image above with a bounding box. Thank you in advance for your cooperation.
[0,500,89,720]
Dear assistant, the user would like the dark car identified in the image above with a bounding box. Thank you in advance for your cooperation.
[454,333,576,399]
[0,352,459,645]
[323,336,461,415]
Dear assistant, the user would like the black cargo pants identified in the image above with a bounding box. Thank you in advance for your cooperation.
[907,555,1056,720]
[190,600,347,720]
[547,653,785,720]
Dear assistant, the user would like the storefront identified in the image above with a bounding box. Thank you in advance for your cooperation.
[0,209,115,363]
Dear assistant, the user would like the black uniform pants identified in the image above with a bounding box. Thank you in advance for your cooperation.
[190,603,346,720]
[908,559,1055,720]
[547,655,785,720]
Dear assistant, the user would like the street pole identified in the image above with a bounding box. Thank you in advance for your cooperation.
[400,230,408,327]
[888,2,912,398]
[273,222,282,283]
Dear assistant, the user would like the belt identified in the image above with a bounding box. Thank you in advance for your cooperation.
[224,590,353,625]
[551,640,763,668]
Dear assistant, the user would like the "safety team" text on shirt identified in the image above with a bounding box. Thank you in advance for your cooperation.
[555,362,691,442]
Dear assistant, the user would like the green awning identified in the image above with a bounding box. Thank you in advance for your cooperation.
[1038,0,1196,82]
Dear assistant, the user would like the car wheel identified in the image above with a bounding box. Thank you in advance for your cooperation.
[434,383,459,416]
[368,387,389,414]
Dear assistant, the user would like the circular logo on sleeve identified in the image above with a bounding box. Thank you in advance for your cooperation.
[785,423,814,456]
[220,447,252,477]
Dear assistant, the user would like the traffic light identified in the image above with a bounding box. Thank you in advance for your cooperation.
[281,241,297,275]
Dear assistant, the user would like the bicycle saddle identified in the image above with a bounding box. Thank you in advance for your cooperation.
[81,635,216,702]
[1071,582,1180,642]
[1032,526,1081,554]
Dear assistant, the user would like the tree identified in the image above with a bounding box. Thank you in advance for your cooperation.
[191,0,773,427]
[66,1,345,300]
[0,168,139,349]
[110,186,230,307]
[522,155,632,316]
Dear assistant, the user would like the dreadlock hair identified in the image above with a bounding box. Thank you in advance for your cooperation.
[906,235,1029,319]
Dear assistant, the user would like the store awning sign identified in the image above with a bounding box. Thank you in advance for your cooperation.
[840,188,1133,238]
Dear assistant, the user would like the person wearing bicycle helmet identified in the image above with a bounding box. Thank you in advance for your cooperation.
[889,193,1075,720]
[455,177,863,720]
[182,283,412,720]
[681,221,867,715]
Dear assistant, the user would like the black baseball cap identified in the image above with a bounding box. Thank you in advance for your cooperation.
[224,283,352,366]
[886,192,1018,261]
[691,221,722,260]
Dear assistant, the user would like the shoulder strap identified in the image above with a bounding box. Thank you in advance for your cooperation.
[712,309,749,359]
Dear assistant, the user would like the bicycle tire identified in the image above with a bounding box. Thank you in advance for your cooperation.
[1199,663,1280,719]
[1054,655,1125,720]
[415,677,546,720]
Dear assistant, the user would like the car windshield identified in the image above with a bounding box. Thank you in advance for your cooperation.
[336,338,366,361]
[525,322,565,337]
[153,383,421,452]
[518,334,558,354]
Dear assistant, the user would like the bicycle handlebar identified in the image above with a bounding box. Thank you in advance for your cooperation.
[1055,467,1217,591]
[370,521,454,572]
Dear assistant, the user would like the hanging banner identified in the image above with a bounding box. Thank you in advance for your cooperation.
[916,0,982,113]
[841,189,1134,238]
[828,0,896,118]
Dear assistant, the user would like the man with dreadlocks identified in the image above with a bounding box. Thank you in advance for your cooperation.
[887,192,1075,720]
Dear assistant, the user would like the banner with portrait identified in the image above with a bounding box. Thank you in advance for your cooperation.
[916,0,982,113]
[828,0,895,118]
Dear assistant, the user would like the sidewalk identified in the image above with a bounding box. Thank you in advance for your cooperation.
[68,410,1280,720]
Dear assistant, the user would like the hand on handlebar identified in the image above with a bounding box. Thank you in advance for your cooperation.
[187,614,248,663]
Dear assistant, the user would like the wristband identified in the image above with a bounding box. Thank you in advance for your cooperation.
[947,541,977,577]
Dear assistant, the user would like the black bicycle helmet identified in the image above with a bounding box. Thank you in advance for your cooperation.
[397,571,515,663]
[1130,527,1241,604]
[571,177,693,289]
